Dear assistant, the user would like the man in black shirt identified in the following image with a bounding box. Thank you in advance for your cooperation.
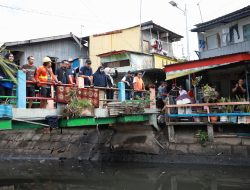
[22,56,37,108]
[121,71,133,100]
[232,79,246,99]
[55,60,72,84]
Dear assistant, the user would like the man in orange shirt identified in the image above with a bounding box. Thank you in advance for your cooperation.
[35,57,59,108]
[133,72,145,98]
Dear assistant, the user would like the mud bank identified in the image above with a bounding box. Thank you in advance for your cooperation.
[0,126,250,166]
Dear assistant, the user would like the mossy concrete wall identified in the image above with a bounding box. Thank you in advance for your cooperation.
[0,127,250,165]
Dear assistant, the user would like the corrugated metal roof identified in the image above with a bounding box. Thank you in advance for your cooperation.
[3,33,86,48]
[92,20,183,41]
[191,5,250,32]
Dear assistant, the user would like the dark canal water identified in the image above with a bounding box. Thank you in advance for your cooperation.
[0,160,250,190]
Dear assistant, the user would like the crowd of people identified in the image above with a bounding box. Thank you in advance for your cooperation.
[156,78,248,109]
[0,54,146,108]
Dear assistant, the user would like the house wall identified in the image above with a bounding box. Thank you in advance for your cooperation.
[142,30,174,57]
[89,26,141,72]
[153,54,177,69]
[7,38,88,68]
[198,16,250,59]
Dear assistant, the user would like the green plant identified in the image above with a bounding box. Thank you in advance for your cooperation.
[236,96,246,112]
[62,87,93,118]
[202,84,218,103]
[246,105,250,113]
[197,130,208,146]
[0,50,18,84]
[218,97,234,113]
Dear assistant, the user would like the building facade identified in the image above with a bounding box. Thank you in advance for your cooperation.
[89,21,182,72]
[2,33,88,70]
[192,6,250,59]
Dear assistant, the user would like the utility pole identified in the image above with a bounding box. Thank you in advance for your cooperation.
[139,0,143,53]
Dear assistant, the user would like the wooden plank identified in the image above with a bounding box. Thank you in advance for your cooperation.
[168,125,175,142]
[207,123,214,142]
[166,122,208,126]
[166,113,250,117]
[163,101,250,109]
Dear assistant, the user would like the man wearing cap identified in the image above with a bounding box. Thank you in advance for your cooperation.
[79,59,93,86]
[35,57,59,108]
[133,72,145,98]
[121,71,133,100]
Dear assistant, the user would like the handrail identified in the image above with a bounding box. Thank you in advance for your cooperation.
[163,101,250,110]
[166,113,250,117]
[0,79,14,82]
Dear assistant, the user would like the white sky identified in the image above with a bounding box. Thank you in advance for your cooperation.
[0,0,249,60]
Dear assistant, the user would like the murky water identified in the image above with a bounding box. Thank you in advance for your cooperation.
[0,160,249,190]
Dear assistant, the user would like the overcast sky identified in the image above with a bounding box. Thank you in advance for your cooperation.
[0,0,249,59]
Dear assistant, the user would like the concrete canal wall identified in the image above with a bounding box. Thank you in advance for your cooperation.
[0,126,250,165]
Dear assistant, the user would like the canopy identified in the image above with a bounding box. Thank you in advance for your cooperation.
[164,52,250,80]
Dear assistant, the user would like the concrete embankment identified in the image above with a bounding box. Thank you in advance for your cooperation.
[0,126,250,165]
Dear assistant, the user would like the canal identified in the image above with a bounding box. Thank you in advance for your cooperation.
[0,160,249,189]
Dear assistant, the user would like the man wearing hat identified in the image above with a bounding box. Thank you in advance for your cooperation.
[121,71,133,100]
[79,59,93,86]
[35,57,59,108]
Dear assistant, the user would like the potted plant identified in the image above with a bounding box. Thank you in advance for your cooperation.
[236,96,247,124]
[202,84,219,103]
[209,108,219,123]
[246,104,250,124]
[62,87,93,118]
[218,97,228,122]
[225,97,237,123]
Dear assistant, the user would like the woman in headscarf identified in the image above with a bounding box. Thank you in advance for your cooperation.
[93,66,107,87]
[104,67,118,100]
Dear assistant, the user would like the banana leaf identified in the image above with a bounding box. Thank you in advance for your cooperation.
[0,56,18,84]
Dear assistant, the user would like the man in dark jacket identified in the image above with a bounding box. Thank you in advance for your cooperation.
[55,60,73,84]
[93,66,107,87]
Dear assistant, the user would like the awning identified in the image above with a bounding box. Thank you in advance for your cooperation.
[166,63,230,80]
[164,52,250,80]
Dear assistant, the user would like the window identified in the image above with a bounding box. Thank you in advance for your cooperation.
[143,40,150,53]
[206,34,219,50]
[103,60,130,68]
[243,23,250,41]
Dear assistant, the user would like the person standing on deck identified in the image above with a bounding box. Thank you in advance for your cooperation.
[104,67,118,100]
[156,81,168,109]
[67,58,76,83]
[121,71,133,100]
[133,72,145,98]
[93,66,107,88]
[79,59,93,86]
[35,57,60,108]
[55,60,74,84]
[0,53,16,103]
[232,79,246,99]
[21,56,37,108]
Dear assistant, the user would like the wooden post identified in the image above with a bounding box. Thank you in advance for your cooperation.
[118,82,125,102]
[17,70,26,108]
[207,123,214,142]
[170,176,177,190]
[99,89,105,108]
[46,84,54,109]
[168,125,175,142]
[76,77,84,88]
[149,87,156,109]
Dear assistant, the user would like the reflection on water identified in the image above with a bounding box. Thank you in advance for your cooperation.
[0,160,249,190]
